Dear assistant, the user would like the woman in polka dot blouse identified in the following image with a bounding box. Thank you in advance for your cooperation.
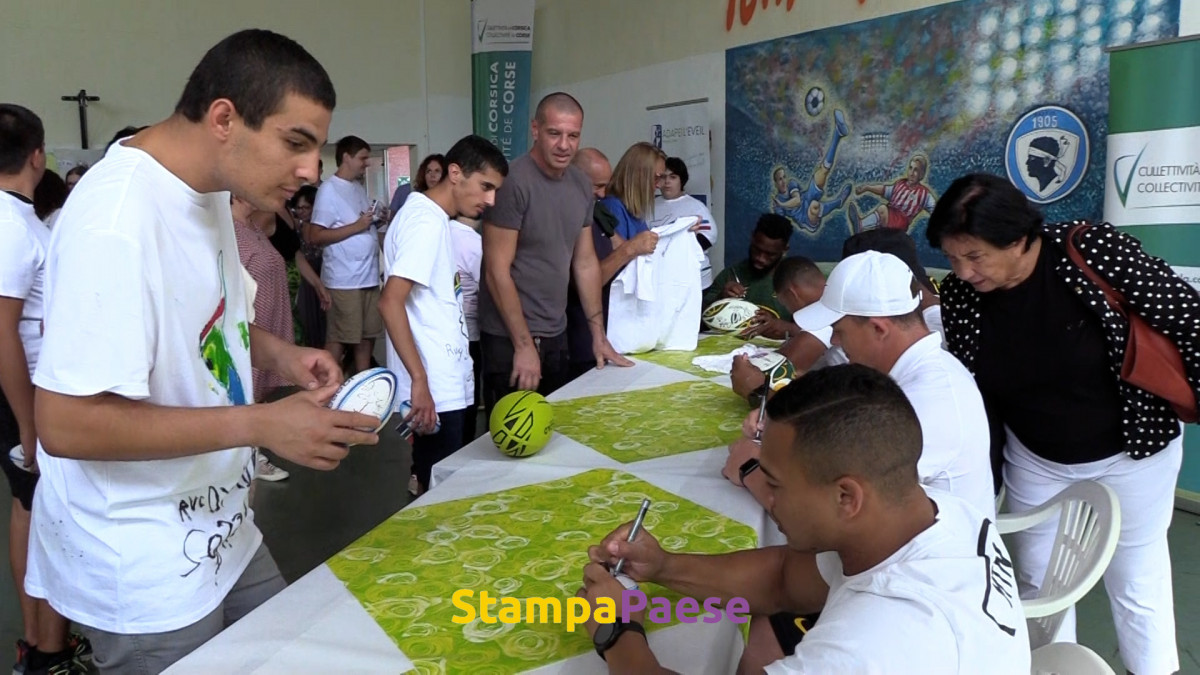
[925,173,1199,675]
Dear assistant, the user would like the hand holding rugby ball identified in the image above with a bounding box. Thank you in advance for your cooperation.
[326,367,399,438]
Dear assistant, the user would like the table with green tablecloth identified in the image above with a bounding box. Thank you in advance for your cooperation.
[168,336,780,674]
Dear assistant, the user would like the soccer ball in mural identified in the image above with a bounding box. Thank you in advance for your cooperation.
[804,87,825,117]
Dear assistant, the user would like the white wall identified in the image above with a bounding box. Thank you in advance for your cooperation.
[535,52,727,272]
[2,0,475,173]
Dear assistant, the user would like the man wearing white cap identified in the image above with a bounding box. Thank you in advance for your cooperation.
[792,250,995,518]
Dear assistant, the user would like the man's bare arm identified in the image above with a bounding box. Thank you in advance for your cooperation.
[483,223,534,351]
[304,213,373,247]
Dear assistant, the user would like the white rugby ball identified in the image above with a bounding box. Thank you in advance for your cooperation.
[703,298,764,333]
[328,367,399,433]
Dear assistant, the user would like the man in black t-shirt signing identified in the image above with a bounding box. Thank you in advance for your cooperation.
[477,93,633,415]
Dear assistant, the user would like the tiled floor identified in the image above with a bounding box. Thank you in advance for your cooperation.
[0,430,1197,673]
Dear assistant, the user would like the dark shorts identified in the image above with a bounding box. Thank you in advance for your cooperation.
[0,391,36,511]
[480,331,569,420]
[769,611,822,655]
[411,408,470,491]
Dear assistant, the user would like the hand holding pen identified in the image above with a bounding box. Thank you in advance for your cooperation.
[590,498,666,582]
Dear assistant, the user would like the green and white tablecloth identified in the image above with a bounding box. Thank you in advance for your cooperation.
[169,341,775,675]
[327,469,755,674]
[633,333,779,378]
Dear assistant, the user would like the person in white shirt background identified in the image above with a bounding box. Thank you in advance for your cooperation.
[306,135,384,375]
[0,103,85,675]
[841,227,943,337]
[449,214,483,438]
[652,156,717,289]
[25,31,382,673]
[578,364,1029,674]
[380,134,508,497]
[791,251,994,516]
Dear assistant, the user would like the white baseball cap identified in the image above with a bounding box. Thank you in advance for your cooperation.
[792,251,921,331]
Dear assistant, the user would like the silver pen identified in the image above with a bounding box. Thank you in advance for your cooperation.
[612,498,652,576]
[754,384,769,443]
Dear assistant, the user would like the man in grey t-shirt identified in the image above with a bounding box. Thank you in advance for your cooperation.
[477,93,631,414]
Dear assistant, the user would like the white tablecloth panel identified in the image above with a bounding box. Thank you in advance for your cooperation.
[431,359,709,489]
[170,355,776,674]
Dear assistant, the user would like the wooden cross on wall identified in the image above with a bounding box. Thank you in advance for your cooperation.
[61,89,100,149]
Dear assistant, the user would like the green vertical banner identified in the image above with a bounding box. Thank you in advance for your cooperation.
[471,0,535,160]
[1105,36,1200,503]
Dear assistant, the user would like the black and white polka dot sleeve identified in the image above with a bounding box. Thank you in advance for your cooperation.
[1076,223,1200,400]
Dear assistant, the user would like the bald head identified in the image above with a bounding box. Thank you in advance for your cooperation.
[573,147,612,198]
[534,92,583,125]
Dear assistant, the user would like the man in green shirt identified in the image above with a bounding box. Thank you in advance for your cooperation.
[704,213,793,334]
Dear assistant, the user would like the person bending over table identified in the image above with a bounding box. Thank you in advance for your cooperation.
[928,173,1200,675]
[702,213,793,331]
[577,364,1030,673]
[729,256,828,402]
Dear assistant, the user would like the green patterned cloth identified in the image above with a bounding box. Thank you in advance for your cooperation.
[634,334,780,378]
[551,381,747,462]
[328,469,756,674]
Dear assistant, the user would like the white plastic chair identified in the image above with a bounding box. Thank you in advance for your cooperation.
[995,481,1120,649]
[1030,642,1116,674]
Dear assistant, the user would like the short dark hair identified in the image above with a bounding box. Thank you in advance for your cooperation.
[534,92,583,124]
[772,255,822,292]
[842,229,936,295]
[0,104,44,175]
[106,125,146,151]
[446,135,509,179]
[415,153,446,192]
[174,29,336,131]
[926,173,1042,251]
[64,165,89,181]
[33,169,66,220]
[766,364,922,500]
[335,136,370,166]
[665,156,689,188]
[288,184,317,209]
[754,213,792,243]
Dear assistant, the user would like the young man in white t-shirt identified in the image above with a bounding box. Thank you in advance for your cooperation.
[651,156,717,289]
[0,104,86,675]
[27,32,382,673]
[579,365,1030,673]
[380,135,508,495]
[307,135,384,375]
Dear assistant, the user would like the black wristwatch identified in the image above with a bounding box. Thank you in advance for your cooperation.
[593,619,646,660]
[739,458,761,483]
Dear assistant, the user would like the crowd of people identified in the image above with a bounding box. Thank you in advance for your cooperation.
[0,26,1197,675]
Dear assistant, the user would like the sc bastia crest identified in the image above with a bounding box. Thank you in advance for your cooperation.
[1005,105,1089,204]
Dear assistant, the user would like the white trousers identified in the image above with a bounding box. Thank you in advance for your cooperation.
[1003,428,1182,675]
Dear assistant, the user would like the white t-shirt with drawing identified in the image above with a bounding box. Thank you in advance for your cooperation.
[313,174,379,290]
[449,220,482,343]
[26,141,260,634]
[652,193,716,288]
[383,193,474,413]
[0,190,49,376]
[766,491,1030,674]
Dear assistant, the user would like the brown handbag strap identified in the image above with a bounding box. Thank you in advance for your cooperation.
[1064,224,1129,318]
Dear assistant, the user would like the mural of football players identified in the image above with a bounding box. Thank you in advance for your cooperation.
[771,109,852,234]
[848,153,937,233]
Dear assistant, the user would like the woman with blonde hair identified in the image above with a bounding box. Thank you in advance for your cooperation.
[600,142,667,240]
